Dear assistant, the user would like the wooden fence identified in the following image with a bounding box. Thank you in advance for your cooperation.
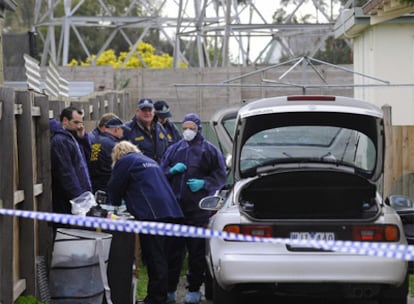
[0,87,413,303]
[0,87,130,303]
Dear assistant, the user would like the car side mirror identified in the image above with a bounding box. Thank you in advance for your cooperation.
[199,195,223,211]
[385,194,414,210]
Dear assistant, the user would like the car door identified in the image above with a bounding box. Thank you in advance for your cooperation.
[210,106,239,185]
[209,106,238,156]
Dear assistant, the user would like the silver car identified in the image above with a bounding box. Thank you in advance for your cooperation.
[200,95,413,303]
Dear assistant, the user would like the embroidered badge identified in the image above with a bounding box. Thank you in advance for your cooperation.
[90,143,101,161]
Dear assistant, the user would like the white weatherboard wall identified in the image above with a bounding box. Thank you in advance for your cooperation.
[353,23,414,125]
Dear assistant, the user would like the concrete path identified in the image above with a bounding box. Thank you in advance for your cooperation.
[174,276,414,304]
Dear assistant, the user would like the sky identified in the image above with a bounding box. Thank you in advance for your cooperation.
[162,0,343,64]
[229,1,343,63]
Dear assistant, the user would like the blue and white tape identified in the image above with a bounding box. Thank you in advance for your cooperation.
[0,208,413,261]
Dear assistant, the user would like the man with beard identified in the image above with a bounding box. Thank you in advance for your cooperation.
[50,106,92,217]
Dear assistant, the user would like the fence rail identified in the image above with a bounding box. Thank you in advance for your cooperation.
[0,86,412,303]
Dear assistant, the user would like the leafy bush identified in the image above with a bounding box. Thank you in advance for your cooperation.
[15,295,45,304]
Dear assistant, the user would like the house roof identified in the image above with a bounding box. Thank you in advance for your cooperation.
[334,1,414,39]
[333,7,370,39]
[362,0,414,24]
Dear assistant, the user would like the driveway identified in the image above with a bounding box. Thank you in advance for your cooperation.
[174,277,414,304]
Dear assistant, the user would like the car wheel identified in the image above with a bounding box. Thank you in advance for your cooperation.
[379,274,408,304]
[212,279,237,304]
[204,269,213,300]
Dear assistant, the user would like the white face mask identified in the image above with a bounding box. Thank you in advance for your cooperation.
[183,129,197,141]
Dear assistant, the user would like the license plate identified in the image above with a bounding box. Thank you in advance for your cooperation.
[290,232,335,241]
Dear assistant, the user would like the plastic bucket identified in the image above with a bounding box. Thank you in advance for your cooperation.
[49,228,112,304]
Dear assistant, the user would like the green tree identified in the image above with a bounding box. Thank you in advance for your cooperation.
[51,0,146,63]
[314,37,352,64]
[272,7,312,24]
[4,0,36,31]
[274,0,353,64]
[3,0,186,66]
[279,0,333,21]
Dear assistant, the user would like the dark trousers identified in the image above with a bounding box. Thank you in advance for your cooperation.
[167,218,207,293]
[140,233,169,304]
[167,236,186,292]
[106,231,135,304]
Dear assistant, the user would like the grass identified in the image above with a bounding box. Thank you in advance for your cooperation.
[410,274,414,297]
[136,263,148,300]
[136,255,188,300]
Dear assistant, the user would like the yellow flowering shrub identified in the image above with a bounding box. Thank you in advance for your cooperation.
[67,59,79,66]
[69,42,187,68]
[96,49,117,66]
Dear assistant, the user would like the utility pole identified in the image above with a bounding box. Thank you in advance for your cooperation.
[0,0,17,84]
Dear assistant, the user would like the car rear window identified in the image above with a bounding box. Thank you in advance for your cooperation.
[240,125,376,174]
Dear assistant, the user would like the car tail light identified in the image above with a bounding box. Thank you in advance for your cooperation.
[223,224,272,238]
[352,225,400,242]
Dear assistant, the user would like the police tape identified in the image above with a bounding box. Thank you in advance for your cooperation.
[1,208,414,261]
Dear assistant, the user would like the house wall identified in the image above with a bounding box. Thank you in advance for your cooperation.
[354,23,414,125]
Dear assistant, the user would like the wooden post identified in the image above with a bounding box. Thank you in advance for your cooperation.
[34,94,54,269]
[0,87,17,302]
[15,91,36,295]
[0,17,4,84]
[383,105,393,197]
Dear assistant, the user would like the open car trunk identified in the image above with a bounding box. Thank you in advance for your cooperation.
[240,170,378,220]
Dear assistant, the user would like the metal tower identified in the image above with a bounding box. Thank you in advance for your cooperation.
[33,0,337,67]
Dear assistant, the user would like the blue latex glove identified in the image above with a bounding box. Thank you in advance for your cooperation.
[187,178,205,192]
[169,162,187,174]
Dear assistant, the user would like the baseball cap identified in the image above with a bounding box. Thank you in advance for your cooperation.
[154,100,172,118]
[104,117,131,131]
[137,98,154,110]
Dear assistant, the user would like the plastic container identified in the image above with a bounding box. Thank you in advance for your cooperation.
[49,228,112,304]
